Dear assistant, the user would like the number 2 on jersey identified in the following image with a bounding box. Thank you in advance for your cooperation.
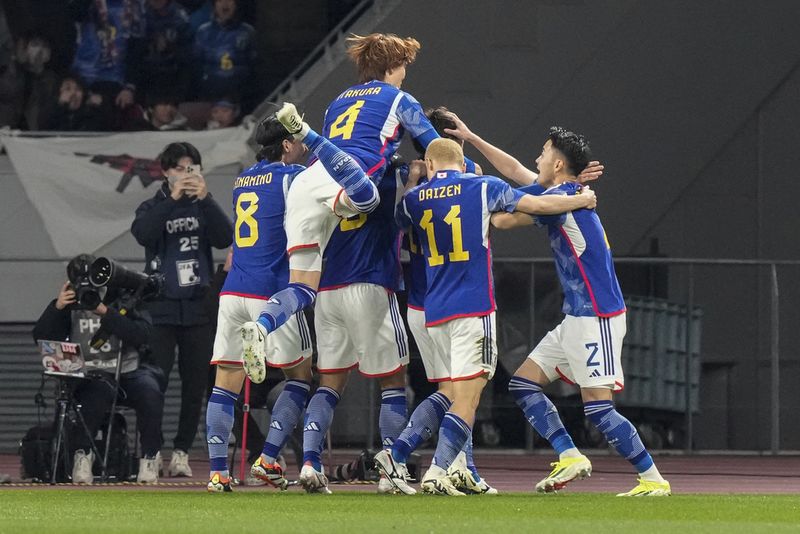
[329,100,365,140]
[235,192,259,247]
[419,205,470,267]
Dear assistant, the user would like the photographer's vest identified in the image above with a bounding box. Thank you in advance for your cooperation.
[70,309,138,374]
[156,200,212,301]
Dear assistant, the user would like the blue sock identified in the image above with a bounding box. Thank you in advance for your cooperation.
[257,283,316,333]
[379,387,407,448]
[302,387,340,471]
[392,392,450,463]
[432,413,471,470]
[509,376,576,455]
[305,131,379,213]
[463,433,481,481]
[584,401,654,473]
[206,386,238,474]
[261,380,311,464]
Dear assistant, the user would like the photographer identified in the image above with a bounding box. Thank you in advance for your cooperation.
[131,142,233,476]
[32,255,165,484]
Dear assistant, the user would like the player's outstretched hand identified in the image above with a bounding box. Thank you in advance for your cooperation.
[580,186,597,209]
[578,161,604,184]
[442,112,476,142]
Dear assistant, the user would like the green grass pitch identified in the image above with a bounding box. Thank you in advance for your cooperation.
[1,491,798,533]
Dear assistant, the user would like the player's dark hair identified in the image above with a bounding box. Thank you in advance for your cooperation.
[158,142,202,171]
[254,114,292,162]
[412,106,459,157]
[547,126,592,175]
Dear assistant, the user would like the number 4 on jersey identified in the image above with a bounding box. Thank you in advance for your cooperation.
[329,100,365,140]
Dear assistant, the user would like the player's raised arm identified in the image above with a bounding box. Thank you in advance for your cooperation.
[491,211,535,230]
[445,113,604,186]
[516,186,596,215]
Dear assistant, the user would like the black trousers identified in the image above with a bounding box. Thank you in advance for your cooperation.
[150,323,214,452]
[72,365,165,457]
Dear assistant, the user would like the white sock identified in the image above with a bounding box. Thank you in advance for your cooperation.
[559,447,583,460]
[639,464,664,482]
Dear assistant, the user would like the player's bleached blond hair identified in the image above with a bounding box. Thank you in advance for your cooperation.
[346,33,421,83]
[424,138,465,168]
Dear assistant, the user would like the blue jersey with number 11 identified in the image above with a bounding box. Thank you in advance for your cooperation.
[323,80,437,177]
[221,161,305,299]
[398,170,523,326]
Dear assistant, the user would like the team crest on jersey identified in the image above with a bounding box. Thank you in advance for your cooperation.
[76,152,162,193]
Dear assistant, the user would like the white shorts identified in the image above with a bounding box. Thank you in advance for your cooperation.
[315,283,409,377]
[211,294,313,368]
[285,160,360,260]
[428,313,497,381]
[528,314,626,391]
[407,307,449,382]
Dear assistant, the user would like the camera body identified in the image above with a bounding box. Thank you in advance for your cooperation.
[68,256,163,310]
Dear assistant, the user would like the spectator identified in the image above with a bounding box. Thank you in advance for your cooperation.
[128,93,188,130]
[14,33,60,130]
[68,0,146,126]
[138,0,193,102]
[46,74,109,131]
[193,0,255,104]
[205,97,239,129]
[32,255,165,484]
[131,142,232,477]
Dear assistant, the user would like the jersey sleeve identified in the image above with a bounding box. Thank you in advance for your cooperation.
[485,176,524,213]
[396,92,437,140]
[396,195,413,229]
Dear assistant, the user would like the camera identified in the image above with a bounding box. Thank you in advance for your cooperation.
[67,255,163,309]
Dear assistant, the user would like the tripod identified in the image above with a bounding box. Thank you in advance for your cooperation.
[48,374,103,485]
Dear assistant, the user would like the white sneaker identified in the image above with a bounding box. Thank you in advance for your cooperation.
[299,463,332,494]
[421,466,465,496]
[241,321,267,384]
[377,475,397,494]
[72,450,94,484]
[373,449,417,495]
[447,463,498,495]
[275,102,309,140]
[137,454,160,484]
[168,449,193,477]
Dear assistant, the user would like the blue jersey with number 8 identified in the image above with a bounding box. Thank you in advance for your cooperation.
[221,161,305,299]
[323,81,437,177]
[398,170,523,326]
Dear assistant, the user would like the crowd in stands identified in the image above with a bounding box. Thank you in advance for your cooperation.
[0,0,256,132]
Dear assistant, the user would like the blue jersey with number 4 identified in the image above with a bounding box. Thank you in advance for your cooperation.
[323,81,437,177]
[221,161,306,299]
[320,164,405,292]
[398,170,523,326]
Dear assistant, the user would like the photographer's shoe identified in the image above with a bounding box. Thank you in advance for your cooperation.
[276,102,310,140]
[168,449,193,477]
[241,321,267,384]
[137,454,159,484]
[207,471,233,493]
[72,450,94,485]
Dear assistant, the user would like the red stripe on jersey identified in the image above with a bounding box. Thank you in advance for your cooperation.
[287,243,319,254]
[219,291,271,300]
[379,124,402,155]
[366,158,386,176]
[558,226,601,315]
[486,240,496,311]
[318,284,351,292]
[425,309,495,327]
[452,370,488,382]
[407,303,424,311]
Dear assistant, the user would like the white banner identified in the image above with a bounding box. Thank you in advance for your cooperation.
[3,127,251,257]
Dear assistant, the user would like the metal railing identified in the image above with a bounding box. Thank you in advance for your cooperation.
[2,255,797,453]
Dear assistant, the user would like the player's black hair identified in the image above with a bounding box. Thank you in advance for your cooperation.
[547,126,592,175]
[158,142,202,171]
[412,106,460,157]
[254,114,293,162]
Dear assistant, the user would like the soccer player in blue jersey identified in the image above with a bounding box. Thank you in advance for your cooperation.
[298,158,412,494]
[396,139,596,495]
[205,115,315,493]
[484,127,671,497]
[375,107,496,495]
